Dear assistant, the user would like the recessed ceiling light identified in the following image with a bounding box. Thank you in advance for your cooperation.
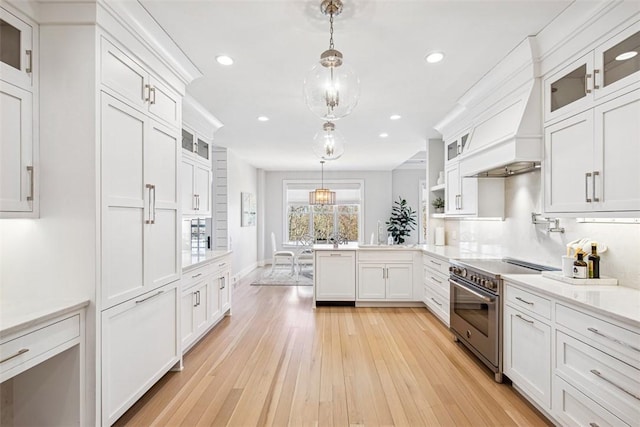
[616,51,638,61]
[389,114,402,120]
[379,132,389,138]
[425,52,445,64]
[216,55,234,65]
[257,116,269,122]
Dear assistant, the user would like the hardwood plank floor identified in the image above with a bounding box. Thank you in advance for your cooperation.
[115,268,551,427]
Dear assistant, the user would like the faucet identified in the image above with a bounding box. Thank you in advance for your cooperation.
[531,212,565,233]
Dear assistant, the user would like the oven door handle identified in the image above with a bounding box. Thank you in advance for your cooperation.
[450,280,494,302]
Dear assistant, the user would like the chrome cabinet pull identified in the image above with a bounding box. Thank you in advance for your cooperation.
[193,290,198,307]
[584,73,593,94]
[515,296,534,305]
[587,327,640,353]
[191,273,202,278]
[25,50,32,73]
[431,297,442,307]
[430,260,441,267]
[431,276,442,284]
[135,290,164,304]
[590,369,640,400]
[144,84,151,102]
[26,166,34,201]
[593,69,600,90]
[218,263,226,267]
[516,314,534,324]
[592,171,599,202]
[220,277,226,290]
[589,423,599,427]
[0,348,29,364]
[150,86,156,105]
[151,184,156,223]
[585,172,592,202]
[329,253,342,256]
[459,194,462,210]
[145,184,155,224]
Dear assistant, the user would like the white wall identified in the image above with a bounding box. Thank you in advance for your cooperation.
[444,170,640,289]
[392,168,427,245]
[263,170,394,261]
[227,150,259,280]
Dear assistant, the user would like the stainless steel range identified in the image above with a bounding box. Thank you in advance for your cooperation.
[449,257,557,382]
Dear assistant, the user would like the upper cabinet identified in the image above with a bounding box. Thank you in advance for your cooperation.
[0,6,37,218]
[445,131,470,163]
[544,21,640,124]
[0,8,33,90]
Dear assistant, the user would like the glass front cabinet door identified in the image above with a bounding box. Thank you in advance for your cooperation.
[0,8,33,89]
[594,24,640,100]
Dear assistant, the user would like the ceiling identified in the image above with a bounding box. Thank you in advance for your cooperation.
[140,0,573,171]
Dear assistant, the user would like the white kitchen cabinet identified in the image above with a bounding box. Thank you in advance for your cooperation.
[0,82,34,215]
[444,131,471,163]
[544,89,640,214]
[181,157,212,217]
[181,127,211,165]
[553,376,627,427]
[101,281,179,426]
[216,266,231,314]
[181,279,209,350]
[101,93,180,309]
[503,304,552,410]
[444,160,504,218]
[357,263,413,301]
[101,38,180,128]
[0,7,33,90]
[544,21,640,124]
[315,250,356,301]
[422,253,450,326]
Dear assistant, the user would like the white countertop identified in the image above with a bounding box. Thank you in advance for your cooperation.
[182,250,232,271]
[313,243,360,251]
[503,274,640,327]
[0,298,90,338]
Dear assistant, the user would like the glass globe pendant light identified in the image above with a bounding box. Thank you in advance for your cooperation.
[312,121,345,160]
[303,0,360,121]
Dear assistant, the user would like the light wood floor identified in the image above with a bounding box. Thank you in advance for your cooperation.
[115,268,550,427]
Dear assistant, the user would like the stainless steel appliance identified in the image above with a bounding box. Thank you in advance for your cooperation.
[449,258,557,382]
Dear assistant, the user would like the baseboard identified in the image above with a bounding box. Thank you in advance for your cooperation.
[233,262,259,286]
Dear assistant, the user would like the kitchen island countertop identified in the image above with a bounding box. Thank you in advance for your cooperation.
[182,250,232,271]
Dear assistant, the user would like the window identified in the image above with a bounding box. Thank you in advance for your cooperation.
[284,180,363,243]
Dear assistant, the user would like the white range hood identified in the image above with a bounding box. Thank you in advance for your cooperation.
[436,37,543,178]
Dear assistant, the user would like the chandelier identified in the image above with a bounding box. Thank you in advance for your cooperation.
[309,160,336,205]
[312,121,345,160]
[303,0,360,121]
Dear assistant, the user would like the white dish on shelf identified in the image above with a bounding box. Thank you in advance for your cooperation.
[541,270,618,286]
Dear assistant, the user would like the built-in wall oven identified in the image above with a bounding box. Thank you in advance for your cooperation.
[449,258,557,383]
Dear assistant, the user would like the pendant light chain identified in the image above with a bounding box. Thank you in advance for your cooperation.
[329,12,334,50]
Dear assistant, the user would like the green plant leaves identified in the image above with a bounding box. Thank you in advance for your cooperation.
[385,197,417,244]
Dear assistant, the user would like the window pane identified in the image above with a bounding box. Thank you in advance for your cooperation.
[337,205,359,242]
[312,205,334,242]
[288,205,310,241]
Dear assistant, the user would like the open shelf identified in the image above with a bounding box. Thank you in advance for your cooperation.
[430,183,445,192]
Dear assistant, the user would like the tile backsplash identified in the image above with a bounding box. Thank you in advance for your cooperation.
[444,171,640,289]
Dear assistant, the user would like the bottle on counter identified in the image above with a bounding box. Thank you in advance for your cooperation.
[573,252,588,279]
[588,242,600,279]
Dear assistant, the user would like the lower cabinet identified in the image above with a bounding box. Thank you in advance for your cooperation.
[357,263,413,301]
[503,304,552,410]
[181,253,232,353]
[423,253,450,326]
[101,281,179,426]
[315,250,356,301]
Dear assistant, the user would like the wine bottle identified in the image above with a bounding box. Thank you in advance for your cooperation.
[588,242,600,279]
[573,253,587,279]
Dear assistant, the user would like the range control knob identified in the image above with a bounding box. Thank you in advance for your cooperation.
[461,268,467,278]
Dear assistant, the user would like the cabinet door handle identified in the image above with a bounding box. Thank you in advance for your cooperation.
[135,290,164,304]
[26,166,34,201]
[191,273,202,278]
[585,172,592,203]
[25,50,32,74]
[151,184,156,223]
[431,276,442,284]
[193,290,198,307]
[144,84,151,102]
[459,194,462,210]
[150,86,156,105]
[197,194,200,210]
[0,348,29,364]
[145,184,155,224]
[587,327,640,353]
[220,277,225,290]
[584,73,592,94]
[593,69,600,90]
[590,369,640,400]
[430,297,442,307]
[592,171,599,202]
[589,423,599,427]
[515,296,534,305]
[329,253,343,256]
[430,260,441,267]
[515,314,534,324]
[218,263,226,267]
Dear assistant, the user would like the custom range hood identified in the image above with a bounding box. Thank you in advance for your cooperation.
[436,38,542,178]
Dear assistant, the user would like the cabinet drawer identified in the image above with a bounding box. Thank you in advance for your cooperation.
[556,303,640,368]
[0,315,80,381]
[424,285,449,326]
[423,266,449,295]
[505,285,551,320]
[553,375,629,427]
[556,330,639,426]
[423,253,450,276]
[102,282,179,425]
[358,250,413,262]
[183,263,214,290]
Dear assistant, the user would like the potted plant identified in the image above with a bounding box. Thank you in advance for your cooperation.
[386,197,417,244]
[432,197,445,213]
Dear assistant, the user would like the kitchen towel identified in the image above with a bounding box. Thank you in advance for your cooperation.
[435,227,445,246]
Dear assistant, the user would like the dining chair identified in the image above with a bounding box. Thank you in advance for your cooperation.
[295,234,314,280]
[270,232,295,275]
